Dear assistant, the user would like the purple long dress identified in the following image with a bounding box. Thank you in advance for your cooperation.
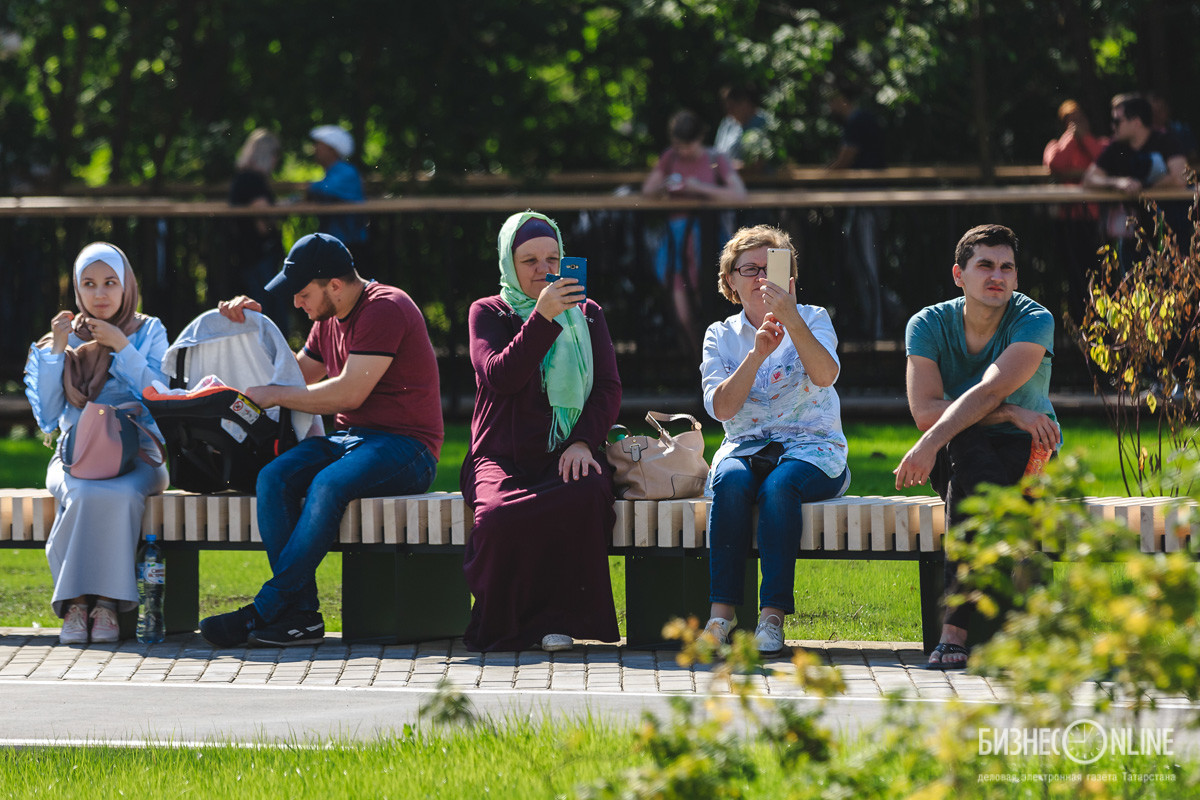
[461,295,622,651]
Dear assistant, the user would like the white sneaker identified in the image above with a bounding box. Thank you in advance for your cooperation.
[754,616,785,656]
[89,606,120,643]
[541,633,574,652]
[60,604,89,645]
[701,615,736,646]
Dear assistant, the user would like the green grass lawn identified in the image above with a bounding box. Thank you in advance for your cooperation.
[0,416,1130,641]
[0,721,1193,799]
[0,720,647,799]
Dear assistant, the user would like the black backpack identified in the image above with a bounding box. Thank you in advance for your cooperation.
[142,355,297,493]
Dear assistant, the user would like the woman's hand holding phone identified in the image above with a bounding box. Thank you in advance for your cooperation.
[536,275,585,321]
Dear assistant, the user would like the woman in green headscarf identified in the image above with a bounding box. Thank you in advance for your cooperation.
[460,211,622,652]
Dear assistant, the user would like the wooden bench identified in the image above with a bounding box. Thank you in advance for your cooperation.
[2,489,1195,650]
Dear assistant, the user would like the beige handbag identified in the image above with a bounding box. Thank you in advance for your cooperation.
[605,411,709,500]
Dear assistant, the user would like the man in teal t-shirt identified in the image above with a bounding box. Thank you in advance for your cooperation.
[893,224,1061,670]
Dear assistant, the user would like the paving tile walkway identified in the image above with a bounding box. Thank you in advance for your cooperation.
[0,628,1002,701]
[5,627,1198,749]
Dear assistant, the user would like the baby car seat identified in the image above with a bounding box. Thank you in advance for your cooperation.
[142,309,322,493]
[143,381,294,493]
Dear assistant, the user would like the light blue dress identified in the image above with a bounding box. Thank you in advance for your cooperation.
[24,318,170,617]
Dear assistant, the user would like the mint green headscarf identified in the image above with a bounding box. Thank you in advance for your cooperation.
[497,211,594,451]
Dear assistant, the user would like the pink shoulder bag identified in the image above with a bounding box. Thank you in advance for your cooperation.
[61,401,165,480]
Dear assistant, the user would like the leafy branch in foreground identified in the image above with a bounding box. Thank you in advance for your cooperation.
[578,452,1200,798]
[1071,189,1200,496]
[948,452,1200,725]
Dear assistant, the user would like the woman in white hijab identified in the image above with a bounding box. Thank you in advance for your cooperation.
[24,242,170,644]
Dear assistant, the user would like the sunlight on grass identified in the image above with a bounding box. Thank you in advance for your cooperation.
[0,719,645,799]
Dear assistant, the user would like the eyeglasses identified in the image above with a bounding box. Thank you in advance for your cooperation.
[734,263,767,278]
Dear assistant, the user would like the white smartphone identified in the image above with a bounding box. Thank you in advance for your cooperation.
[766,248,791,290]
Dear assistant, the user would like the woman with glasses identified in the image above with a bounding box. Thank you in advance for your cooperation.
[460,211,622,652]
[699,225,850,656]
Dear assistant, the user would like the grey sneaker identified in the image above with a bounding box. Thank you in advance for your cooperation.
[60,604,89,645]
[540,633,574,652]
[754,616,785,656]
[701,615,736,646]
[89,606,120,643]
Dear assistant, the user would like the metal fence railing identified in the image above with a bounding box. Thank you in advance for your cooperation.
[2,185,1194,416]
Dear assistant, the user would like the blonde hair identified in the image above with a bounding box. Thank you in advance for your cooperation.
[235,128,281,173]
[717,225,797,304]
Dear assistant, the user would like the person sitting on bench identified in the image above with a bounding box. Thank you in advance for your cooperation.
[893,223,1060,670]
[200,233,443,647]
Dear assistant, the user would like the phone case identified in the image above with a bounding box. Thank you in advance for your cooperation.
[766,249,790,289]
[560,257,587,295]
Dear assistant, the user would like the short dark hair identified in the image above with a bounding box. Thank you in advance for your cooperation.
[312,270,359,287]
[668,109,707,143]
[955,224,1019,267]
[1112,93,1152,127]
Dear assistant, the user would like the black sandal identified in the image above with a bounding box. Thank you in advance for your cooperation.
[927,642,970,671]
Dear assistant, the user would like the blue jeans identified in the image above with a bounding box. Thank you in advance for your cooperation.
[253,428,436,621]
[708,456,848,614]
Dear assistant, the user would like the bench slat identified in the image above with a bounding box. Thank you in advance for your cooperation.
[870,499,899,552]
[382,498,401,544]
[633,501,656,547]
[612,500,632,547]
[11,492,35,542]
[184,495,206,542]
[406,496,428,545]
[846,496,882,551]
[657,501,681,548]
[31,492,55,542]
[205,496,228,543]
[338,499,361,544]
[426,497,446,545]
[800,503,820,551]
[360,498,384,545]
[161,494,185,542]
[449,496,467,546]
[227,495,252,543]
[821,501,849,551]
[918,498,946,552]
[685,499,706,549]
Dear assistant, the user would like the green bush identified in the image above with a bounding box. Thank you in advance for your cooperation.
[581,453,1200,797]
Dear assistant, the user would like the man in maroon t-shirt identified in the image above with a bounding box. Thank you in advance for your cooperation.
[201,233,443,647]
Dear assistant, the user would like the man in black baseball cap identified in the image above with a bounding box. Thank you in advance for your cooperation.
[263,232,355,297]
[203,232,445,648]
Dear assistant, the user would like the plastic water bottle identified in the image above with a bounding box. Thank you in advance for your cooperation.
[135,551,146,639]
[138,534,165,644]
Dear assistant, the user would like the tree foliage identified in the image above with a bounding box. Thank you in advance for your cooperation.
[1,1,1197,191]
[1073,194,1200,496]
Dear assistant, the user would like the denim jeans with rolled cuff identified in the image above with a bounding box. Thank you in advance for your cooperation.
[708,455,849,614]
[253,428,436,623]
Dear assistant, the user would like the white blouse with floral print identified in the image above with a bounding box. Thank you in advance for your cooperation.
[700,305,849,494]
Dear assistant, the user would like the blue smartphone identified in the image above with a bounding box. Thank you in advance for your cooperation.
[549,256,587,300]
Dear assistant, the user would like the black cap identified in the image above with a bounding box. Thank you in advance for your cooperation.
[264,233,354,296]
